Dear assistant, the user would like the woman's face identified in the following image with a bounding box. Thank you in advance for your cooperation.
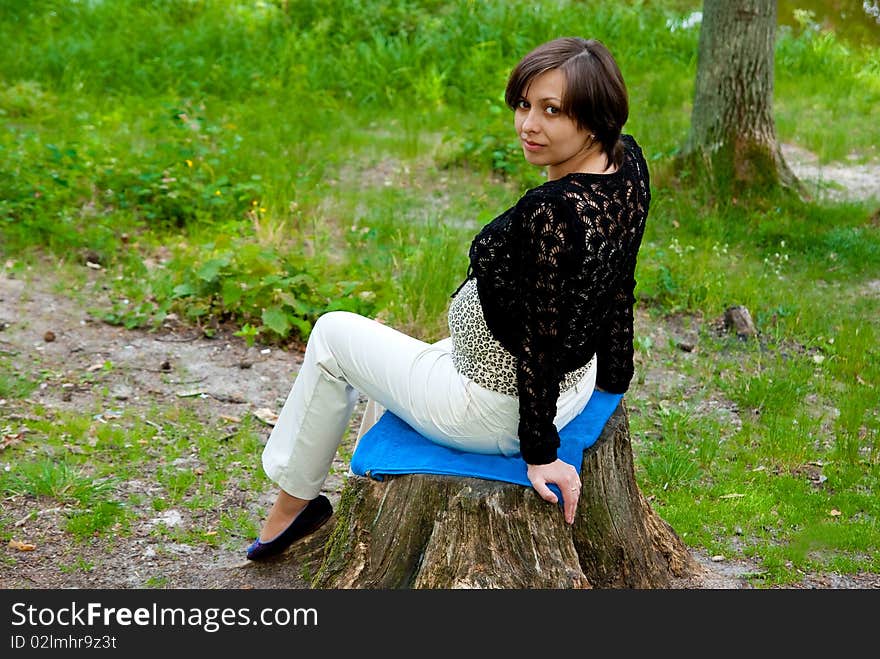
[513,68,594,179]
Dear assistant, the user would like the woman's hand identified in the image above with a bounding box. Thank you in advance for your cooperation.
[526,459,581,525]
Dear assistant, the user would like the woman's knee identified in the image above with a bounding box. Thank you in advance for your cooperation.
[312,310,359,338]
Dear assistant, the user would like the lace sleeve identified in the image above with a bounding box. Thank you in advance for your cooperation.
[594,278,636,393]
[515,196,577,465]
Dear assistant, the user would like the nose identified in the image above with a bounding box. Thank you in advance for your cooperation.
[520,108,540,136]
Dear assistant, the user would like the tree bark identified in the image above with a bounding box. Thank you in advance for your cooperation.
[683,0,801,193]
[309,400,698,589]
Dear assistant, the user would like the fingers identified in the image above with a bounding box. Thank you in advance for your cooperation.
[562,478,580,525]
[527,461,580,523]
[533,480,558,505]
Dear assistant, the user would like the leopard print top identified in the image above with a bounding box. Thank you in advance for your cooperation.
[448,278,594,397]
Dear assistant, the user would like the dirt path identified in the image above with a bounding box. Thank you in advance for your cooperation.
[782,143,880,202]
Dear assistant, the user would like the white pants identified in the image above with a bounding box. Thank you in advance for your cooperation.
[261,311,597,499]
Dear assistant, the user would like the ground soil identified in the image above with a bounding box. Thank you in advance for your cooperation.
[1,147,877,590]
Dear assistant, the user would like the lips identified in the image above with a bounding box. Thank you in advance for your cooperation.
[522,140,545,152]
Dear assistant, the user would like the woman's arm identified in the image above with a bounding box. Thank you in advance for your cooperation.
[514,195,573,466]
[594,279,636,393]
[514,192,624,522]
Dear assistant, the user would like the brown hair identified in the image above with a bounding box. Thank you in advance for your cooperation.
[505,37,629,169]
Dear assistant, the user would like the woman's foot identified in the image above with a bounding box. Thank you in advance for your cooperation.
[259,490,309,541]
[246,491,333,561]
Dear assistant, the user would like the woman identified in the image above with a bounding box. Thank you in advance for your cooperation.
[247,36,650,560]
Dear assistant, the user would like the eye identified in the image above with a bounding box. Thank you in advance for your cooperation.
[516,99,530,110]
[545,105,561,116]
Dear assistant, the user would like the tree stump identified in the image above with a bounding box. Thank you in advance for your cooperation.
[310,399,697,588]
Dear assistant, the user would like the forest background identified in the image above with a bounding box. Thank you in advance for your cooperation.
[0,0,878,588]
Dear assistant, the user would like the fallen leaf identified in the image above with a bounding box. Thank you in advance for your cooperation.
[205,531,217,536]
[86,363,104,372]
[253,408,279,426]
[719,493,745,499]
[829,509,842,517]
[710,555,725,562]
[209,392,246,404]
[176,390,205,398]
[0,432,24,451]
[8,539,36,552]
[219,415,241,424]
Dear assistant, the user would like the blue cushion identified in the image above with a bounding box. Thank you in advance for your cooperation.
[350,390,623,501]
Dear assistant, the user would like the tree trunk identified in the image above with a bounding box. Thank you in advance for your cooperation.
[683,0,801,193]
[309,400,698,589]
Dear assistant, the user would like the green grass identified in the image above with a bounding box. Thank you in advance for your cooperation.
[144,575,169,589]
[58,557,96,575]
[1,0,878,585]
[629,315,880,584]
[0,357,38,399]
[0,402,270,547]
[3,459,117,504]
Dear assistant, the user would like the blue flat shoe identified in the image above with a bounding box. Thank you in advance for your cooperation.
[246,494,333,561]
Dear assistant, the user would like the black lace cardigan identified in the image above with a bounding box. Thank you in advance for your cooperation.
[451,134,651,465]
